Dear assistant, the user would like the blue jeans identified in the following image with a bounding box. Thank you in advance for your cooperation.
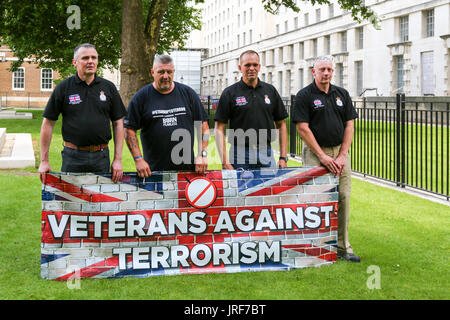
[229,145,276,170]
[61,146,110,173]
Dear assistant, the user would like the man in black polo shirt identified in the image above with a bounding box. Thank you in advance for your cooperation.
[39,43,127,183]
[214,50,288,170]
[124,55,209,177]
[292,56,360,262]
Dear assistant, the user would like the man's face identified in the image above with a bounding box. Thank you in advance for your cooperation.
[239,53,261,84]
[312,60,334,86]
[73,47,98,77]
[151,62,175,93]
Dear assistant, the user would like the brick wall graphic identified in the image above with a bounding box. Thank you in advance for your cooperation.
[41,166,339,280]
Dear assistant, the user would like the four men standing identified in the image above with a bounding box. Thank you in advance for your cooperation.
[38,45,358,262]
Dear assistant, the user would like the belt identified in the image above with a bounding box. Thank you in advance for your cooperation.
[64,141,108,152]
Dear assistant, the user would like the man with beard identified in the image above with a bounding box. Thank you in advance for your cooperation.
[124,55,209,177]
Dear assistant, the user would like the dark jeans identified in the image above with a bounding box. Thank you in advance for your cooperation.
[61,146,110,173]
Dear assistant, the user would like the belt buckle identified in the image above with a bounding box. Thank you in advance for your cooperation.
[89,145,95,152]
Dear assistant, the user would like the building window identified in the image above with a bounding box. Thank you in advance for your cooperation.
[312,38,318,57]
[396,56,405,93]
[356,27,364,49]
[325,35,331,55]
[329,4,334,18]
[299,42,304,60]
[288,44,294,61]
[336,63,344,87]
[316,8,321,22]
[298,68,304,89]
[279,47,284,63]
[285,70,291,96]
[355,61,363,96]
[424,9,434,37]
[12,67,25,90]
[340,31,347,52]
[399,15,409,42]
[294,17,298,29]
[41,68,53,91]
[304,13,309,26]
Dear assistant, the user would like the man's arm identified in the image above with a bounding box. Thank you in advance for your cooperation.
[296,122,339,176]
[195,121,210,174]
[124,128,151,178]
[275,119,288,167]
[110,119,124,183]
[214,121,234,169]
[38,118,56,183]
[334,120,354,176]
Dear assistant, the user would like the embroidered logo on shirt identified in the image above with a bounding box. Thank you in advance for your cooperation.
[264,95,271,104]
[235,96,248,106]
[313,99,324,108]
[68,94,82,105]
[99,91,107,101]
[336,97,343,107]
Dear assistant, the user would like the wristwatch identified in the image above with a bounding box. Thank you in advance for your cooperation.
[279,156,288,162]
[201,150,208,157]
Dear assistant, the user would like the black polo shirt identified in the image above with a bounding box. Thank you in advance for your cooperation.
[43,73,126,146]
[215,78,288,147]
[292,81,358,147]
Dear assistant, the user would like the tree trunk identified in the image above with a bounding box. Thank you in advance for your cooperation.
[119,0,168,108]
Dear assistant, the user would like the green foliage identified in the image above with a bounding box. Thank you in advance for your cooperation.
[262,0,380,27]
[0,0,122,75]
[0,0,202,76]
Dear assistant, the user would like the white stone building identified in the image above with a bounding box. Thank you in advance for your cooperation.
[198,0,450,97]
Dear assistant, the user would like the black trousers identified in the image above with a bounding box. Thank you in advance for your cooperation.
[61,146,110,173]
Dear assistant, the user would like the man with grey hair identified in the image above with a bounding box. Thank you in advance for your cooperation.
[292,56,360,262]
[39,43,126,183]
[124,54,209,177]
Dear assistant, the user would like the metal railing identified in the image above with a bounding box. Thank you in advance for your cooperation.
[202,94,450,201]
[351,94,449,200]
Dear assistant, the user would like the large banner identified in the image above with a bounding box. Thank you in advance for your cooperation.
[41,166,339,280]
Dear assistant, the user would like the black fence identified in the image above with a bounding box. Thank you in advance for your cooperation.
[201,94,450,201]
[351,95,449,201]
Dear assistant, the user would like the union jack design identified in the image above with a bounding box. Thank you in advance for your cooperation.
[235,96,248,106]
[68,94,82,105]
[41,167,339,280]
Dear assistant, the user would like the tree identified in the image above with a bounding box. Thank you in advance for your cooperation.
[0,0,377,106]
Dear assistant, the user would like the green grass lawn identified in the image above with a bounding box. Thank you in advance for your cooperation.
[0,110,449,300]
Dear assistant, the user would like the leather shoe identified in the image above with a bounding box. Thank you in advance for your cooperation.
[338,252,361,262]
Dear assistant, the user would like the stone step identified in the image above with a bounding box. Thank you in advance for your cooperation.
[0,110,33,119]
[0,133,35,168]
[0,128,5,151]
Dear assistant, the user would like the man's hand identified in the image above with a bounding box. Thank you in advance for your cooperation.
[110,159,123,183]
[318,153,340,177]
[333,154,347,177]
[38,160,51,183]
[278,159,287,168]
[195,155,208,175]
[222,163,234,170]
[135,158,151,178]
